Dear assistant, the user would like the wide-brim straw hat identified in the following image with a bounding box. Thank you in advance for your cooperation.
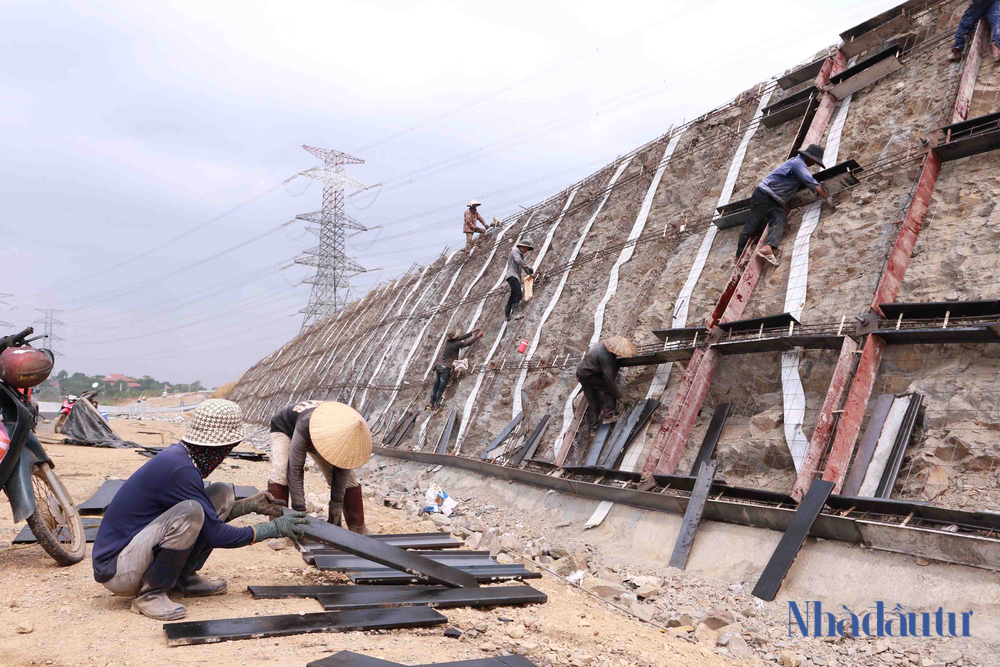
[468,199,481,207]
[309,402,373,469]
[183,399,247,447]
[516,237,535,250]
[797,143,826,168]
[603,335,637,358]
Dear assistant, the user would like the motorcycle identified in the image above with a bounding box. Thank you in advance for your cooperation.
[0,326,86,565]
[54,383,101,434]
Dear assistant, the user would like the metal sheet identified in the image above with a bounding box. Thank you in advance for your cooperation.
[349,565,540,585]
[777,58,825,89]
[515,415,550,466]
[859,395,911,497]
[876,326,999,344]
[315,551,495,572]
[761,87,816,128]
[690,403,730,477]
[14,518,100,544]
[717,312,800,333]
[290,510,479,588]
[668,460,718,570]
[839,12,912,57]
[482,413,523,460]
[857,520,1000,571]
[435,410,457,455]
[785,160,863,208]
[583,422,612,467]
[841,394,895,497]
[876,393,922,498]
[390,413,418,449]
[600,399,658,470]
[77,479,125,515]
[752,480,834,601]
[878,299,1000,320]
[309,652,538,667]
[314,585,546,611]
[652,326,709,342]
[163,607,447,646]
[829,49,902,100]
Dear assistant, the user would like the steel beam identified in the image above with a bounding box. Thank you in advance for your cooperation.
[953,19,989,125]
[642,348,704,477]
[668,459,718,570]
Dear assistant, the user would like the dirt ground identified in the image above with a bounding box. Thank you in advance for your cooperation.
[0,417,744,667]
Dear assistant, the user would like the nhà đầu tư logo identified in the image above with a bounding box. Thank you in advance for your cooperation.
[788,602,972,638]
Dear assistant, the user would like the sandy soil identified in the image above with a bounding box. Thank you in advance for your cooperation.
[0,418,744,667]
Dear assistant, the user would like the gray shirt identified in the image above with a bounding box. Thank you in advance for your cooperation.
[287,410,351,513]
[757,155,820,205]
[504,247,533,282]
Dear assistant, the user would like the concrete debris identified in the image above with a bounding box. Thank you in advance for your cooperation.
[16,622,33,634]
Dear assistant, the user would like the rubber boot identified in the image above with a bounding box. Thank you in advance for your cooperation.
[169,545,227,598]
[344,485,370,535]
[131,547,190,620]
[267,482,289,506]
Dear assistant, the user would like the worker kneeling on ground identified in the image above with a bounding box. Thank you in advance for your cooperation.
[428,328,484,410]
[267,400,370,534]
[736,143,830,267]
[576,336,637,433]
[505,237,535,322]
[92,399,306,621]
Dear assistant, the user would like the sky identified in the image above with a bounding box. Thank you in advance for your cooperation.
[2,0,909,388]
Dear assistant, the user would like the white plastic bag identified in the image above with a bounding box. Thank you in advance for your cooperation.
[423,484,458,516]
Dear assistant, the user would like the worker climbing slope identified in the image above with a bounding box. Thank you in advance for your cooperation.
[504,237,535,321]
[91,400,307,621]
[576,336,637,433]
[948,0,1000,62]
[463,199,489,250]
[736,143,830,266]
[428,328,484,410]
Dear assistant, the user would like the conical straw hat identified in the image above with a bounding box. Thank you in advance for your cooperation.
[603,335,637,358]
[308,402,372,469]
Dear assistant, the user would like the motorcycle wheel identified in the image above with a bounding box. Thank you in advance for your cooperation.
[53,413,67,434]
[24,462,86,566]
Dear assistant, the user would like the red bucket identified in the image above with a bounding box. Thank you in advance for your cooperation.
[517,340,528,354]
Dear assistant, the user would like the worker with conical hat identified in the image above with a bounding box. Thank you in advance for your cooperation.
[281,401,373,533]
[737,143,830,267]
[504,237,535,322]
[464,199,489,250]
[92,399,307,621]
[576,336,637,433]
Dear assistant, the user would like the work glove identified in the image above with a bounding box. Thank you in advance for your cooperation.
[229,491,285,520]
[328,501,343,527]
[253,512,309,543]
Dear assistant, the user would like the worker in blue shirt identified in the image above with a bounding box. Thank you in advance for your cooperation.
[92,399,307,621]
[736,144,830,266]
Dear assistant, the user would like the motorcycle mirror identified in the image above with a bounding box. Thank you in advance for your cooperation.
[92,382,99,388]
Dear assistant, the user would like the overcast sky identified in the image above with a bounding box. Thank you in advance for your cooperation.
[3,0,906,388]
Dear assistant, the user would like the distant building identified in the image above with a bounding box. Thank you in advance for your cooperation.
[102,374,142,390]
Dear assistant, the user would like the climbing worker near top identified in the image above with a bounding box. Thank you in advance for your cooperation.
[427,328,484,410]
[504,237,535,322]
[464,199,489,250]
[268,400,372,534]
[736,143,830,267]
[575,336,637,434]
[91,399,307,621]
[948,0,1000,62]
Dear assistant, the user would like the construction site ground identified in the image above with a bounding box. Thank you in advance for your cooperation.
[0,418,991,666]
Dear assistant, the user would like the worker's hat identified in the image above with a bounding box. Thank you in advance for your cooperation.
[797,144,826,168]
[603,335,637,358]
[468,199,481,207]
[183,399,247,446]
[516,237,535,250]
[309,402,373,469]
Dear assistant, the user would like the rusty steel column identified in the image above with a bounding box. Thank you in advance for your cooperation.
[791,336,857,500]
[642,348,704,477]
[817,35,986,492]
[644,52,849,477]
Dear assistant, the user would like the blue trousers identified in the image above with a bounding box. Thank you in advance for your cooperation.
[953,0,1000,51]
[429,366,452,407]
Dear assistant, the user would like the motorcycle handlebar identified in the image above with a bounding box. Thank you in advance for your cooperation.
[12,327,34,344]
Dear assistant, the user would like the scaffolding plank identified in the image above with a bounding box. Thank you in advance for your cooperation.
[315,551,495,572]
[690,403,730,477]
[349,565,540,585]
[828,46,903,100]
[785,160,863,208]
[841,394,895,497]
[761,87,816,128]
[163,607,447,646]
[435,409,457,454]
[316,584,546,611]
[76,479,125,515]
[713,197,752,230]
[668,459,718,570]
[309,651,538,667]
[777,57,826,90]
[290,510,479,588]
[752,479,834,601]
[839,11,912,57]
[878,299,1000,320]
[514,415,550,466]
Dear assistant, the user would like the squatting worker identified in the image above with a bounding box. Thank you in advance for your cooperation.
[948,0,1000,62]
[428,328,484,410]
[464,199,489,249]
[92,399,308,621]
[576,336,637,433]
[736,143,830,267]
[285,401,373,536]
[504,237,535,322]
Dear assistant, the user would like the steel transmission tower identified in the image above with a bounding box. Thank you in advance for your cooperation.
[0,293,12,330]
[35,308,64,355]
[295,145,369,332]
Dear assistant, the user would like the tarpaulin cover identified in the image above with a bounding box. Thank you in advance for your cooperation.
[60,399,137,449]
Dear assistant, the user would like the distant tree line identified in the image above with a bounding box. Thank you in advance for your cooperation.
[34,371,204,401]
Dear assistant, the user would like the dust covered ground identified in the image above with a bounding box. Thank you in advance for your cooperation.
[0,417,746,667]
